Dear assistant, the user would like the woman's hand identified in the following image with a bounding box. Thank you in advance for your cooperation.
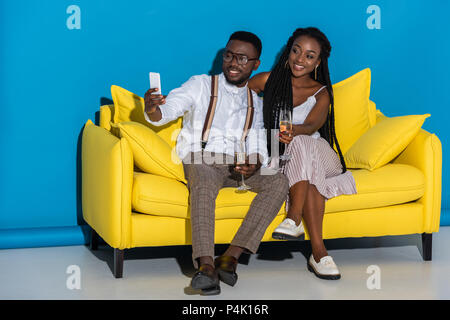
[279,128,294,144]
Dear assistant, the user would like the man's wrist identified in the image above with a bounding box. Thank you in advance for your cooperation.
[145,106,162,122]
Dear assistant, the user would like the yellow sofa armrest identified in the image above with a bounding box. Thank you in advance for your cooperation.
[82,120,134,249]
[393,128,442,233]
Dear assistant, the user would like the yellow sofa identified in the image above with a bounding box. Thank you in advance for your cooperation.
[82,102,442,278]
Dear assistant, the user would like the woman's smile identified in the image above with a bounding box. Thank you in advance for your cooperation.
[292,63,305,72]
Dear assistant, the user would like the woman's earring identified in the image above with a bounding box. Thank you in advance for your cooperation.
[285,60,289,69]
[314,65,318,80]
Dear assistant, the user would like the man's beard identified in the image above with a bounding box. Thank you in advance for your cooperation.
[223,70,252,86]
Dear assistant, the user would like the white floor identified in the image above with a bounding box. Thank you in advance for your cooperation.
[1,227,450,300]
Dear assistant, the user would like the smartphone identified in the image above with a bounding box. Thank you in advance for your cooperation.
[149,72,161,95]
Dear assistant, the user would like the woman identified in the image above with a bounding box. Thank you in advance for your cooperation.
[248,27,357,280]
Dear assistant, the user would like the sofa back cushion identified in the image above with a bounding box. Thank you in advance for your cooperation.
[332,68,373,154]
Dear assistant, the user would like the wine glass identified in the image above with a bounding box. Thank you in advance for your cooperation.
[235,139,251,192]
[279,106,292,161]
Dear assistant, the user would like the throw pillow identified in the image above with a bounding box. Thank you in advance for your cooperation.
[344,114,430,170]
[112,121,186,183]
[110,85,182,148]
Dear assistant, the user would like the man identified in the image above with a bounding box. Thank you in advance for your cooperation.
[144,31,288,295]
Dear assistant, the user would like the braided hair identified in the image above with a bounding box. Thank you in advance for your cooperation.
[263,27,347,173]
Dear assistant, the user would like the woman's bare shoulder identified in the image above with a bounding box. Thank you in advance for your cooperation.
[314,84,330,105]
[248,72,271,93]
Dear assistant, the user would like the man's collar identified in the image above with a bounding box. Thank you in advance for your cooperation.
[219,73,248,95]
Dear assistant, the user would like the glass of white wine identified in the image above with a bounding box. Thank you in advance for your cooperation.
[279,106,292,161]
[235,139,251,192]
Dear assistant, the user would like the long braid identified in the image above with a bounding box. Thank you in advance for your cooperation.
[263,43,294,157]
[316,54,347,172]
[263,27,347,173]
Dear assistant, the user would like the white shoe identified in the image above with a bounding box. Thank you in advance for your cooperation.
[307,255,341,280]
[272,218,305,240]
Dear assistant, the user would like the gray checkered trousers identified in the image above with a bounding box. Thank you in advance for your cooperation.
[183,152,289,268]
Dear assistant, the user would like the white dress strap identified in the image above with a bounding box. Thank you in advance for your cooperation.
[313,86,327,96]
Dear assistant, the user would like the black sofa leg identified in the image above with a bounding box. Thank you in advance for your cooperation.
[114,248,124,278]
[421,233,432,261]
[90,228,99,251]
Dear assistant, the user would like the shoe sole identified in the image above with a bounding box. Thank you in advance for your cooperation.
[191,273,219,290]
[201,285,221,296]
[217,269,238,287]
[307,262,341,280]
[272,232,305,241]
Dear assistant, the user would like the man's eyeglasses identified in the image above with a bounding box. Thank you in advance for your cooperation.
[222,50,258,65]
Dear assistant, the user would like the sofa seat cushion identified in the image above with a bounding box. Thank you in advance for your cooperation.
[325,164,425,213]
[132,172,286,220]
[132,163,424,219]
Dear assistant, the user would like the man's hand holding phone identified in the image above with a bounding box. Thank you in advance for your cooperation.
[144,88,165,114]
[143,89,164,122]
[144,72,164,121]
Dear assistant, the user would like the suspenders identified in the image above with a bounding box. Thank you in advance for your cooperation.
[201,75,255,149]
[201,75,219,149]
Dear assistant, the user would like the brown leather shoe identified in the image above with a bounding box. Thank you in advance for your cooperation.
[191,264,220,294]
[214,255,238,286]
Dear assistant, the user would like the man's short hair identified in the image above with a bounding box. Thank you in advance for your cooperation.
[228,31,262,58]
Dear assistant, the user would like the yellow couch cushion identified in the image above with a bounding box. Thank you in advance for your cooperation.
[326,164,425,213]
[110,85,182,148]
[130,203,424,247]
[132,172,285,220]
[333,68,372,154]
[132,163,424,219]
[114,121,186,183]
[344,114,430,170]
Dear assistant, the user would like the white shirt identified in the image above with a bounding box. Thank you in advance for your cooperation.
[144,73,268,165]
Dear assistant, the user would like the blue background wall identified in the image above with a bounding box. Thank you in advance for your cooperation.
[1,0,449,248]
